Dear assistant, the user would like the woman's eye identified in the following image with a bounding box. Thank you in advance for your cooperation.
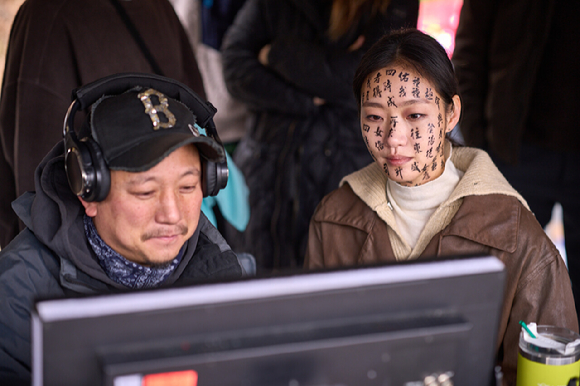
[408,113,424,120]
[366,114,382,122]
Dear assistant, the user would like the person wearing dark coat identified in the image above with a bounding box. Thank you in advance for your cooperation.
[222,0,419,271]
[0,0,207,248]
[0,75,243,385]
[452,0,580,322]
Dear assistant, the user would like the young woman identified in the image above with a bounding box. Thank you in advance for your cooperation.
[304,29,577,384]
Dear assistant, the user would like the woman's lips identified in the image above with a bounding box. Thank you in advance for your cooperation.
[386,156,412,167]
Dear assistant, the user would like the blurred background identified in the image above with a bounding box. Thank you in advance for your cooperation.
[0,0,566,263]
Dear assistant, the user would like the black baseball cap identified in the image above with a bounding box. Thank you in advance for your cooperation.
[87,87,225,172]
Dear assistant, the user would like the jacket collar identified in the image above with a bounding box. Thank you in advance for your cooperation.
[341,146,529,255]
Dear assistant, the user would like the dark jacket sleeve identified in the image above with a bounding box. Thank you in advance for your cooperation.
[266,36,364,107]
[0,230,64,385]
[221,0,317,116]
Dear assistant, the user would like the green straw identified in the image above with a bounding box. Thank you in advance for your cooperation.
[519,320,537,339]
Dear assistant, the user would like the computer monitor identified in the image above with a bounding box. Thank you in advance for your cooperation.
[31,255,506,386]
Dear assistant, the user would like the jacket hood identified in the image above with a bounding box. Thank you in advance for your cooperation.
[12,141,112,283]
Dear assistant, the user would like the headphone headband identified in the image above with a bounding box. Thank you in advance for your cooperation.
[63,73,228,201]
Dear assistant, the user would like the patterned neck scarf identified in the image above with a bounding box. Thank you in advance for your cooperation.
[84,215,184,289]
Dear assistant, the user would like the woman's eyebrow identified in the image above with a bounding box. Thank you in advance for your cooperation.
[362,101,384,108]
[399,98,431,107]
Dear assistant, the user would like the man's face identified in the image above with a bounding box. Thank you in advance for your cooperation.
[82,144,203,266]
[360,65,460,186]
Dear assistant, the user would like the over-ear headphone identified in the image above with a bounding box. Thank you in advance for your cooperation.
[63,73,229,201]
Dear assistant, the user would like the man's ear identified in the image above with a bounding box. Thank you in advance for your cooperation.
[78,196,98,217]
[446,94,462,133]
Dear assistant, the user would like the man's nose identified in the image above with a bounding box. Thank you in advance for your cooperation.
[156,190,181,224]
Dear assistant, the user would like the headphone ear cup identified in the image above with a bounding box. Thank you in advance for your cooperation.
[202,159,228,197]
[83,138,110,202]
[64,135,110,202]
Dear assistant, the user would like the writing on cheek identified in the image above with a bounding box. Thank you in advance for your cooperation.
[363,124,370,133]
[414,142,421,154]
[411,162,420,172]
[438,113,443,128]
[411,128,421,140]
[428,135,435,146]
[432,160,438,172]
[374,126,383,137]
[383,163,390,176]
[428,123,435,134]
[435,96,440,109]
[375,140,384,151]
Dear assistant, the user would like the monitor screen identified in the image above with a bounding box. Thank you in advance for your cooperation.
[31,255,505,386]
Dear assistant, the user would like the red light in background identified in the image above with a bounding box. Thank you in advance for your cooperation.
[418,0,464,58]
[142,370,198,386]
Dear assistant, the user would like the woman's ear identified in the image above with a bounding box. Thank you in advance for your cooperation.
[446,95,462,133]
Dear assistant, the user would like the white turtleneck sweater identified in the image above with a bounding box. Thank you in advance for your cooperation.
[387,156,464,249]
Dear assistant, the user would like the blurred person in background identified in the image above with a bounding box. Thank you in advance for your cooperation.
[0,0,206,248]
[169,0,251,251]
[222,0,419,272]
[452,0,580,320]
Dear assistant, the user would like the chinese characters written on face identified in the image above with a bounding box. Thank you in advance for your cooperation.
[360,66,457,187]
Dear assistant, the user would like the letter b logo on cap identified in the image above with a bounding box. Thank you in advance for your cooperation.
[138,88,176,129]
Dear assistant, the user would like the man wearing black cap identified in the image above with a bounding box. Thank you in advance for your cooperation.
[0,76,243,385]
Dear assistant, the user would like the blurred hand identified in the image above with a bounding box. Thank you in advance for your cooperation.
[313,97,326,106]
[259,44,271,66]
[348,35,365,52]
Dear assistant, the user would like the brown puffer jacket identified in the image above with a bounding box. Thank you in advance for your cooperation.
[305,146,578,385]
